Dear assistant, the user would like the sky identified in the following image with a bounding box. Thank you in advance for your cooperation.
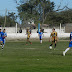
[0,0,17,16]
[0,0,72,23]
[51,0,72,9]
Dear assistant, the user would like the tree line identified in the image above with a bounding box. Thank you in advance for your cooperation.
[0,12,17,27]
[16,0,72,26]
[0,0,72,27]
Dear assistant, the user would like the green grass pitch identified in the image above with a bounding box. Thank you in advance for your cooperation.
[0,41,72,72]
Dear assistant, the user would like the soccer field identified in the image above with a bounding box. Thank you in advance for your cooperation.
[0,41,72,72]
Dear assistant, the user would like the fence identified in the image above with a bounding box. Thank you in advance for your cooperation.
[0,23,65,33]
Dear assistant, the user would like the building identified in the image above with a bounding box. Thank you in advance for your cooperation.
[65,23,72,33]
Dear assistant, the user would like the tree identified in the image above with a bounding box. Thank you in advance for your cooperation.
[0,16,5,27]
[16,0,55,25]
[6,12,17,27]
[45,9,72,26]
[0,12,17,27]
[16,0,72,27]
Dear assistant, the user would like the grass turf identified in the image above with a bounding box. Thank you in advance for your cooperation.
[0,41,72,72]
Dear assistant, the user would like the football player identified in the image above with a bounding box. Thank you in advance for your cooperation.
[49,28,58,49]
[63,32,72,56]
[26,29,32,45]
[38,29,43,44]
[0,29,3,46]
[2,29,7,50]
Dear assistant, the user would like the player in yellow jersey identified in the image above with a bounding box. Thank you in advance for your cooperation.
[26,29,32,45]
[49,28,58,49]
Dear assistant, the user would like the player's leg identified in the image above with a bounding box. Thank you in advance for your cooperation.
[2,39,5,50]
[63,42,71,56]
[40,36,42,44]
[0,39,2,46]
[63,47,70,56]
[26,37,32,44]
[50,38,54,46]
[50,41,53,46]
[29,40,31,44]
[54,40,57,48]
[26,38,29,45]
[28,38,32,44]
[29,41,32,44]
[40,39,42,44]
[0,42,2,46]
[39,36,41,43]
[64,47,70,54]
[0,41,3,49]
[41,36,42,43]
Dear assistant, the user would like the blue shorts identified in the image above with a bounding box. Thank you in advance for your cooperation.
[40,36,42,40]
[69,41,72,48]
[0,38,3,42]
[2,39,5,44]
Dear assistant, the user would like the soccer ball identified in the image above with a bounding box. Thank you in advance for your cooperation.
[49,46,52,49]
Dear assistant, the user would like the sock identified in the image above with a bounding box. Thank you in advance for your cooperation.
[54,44,56,48]
[64,48,70,53]
[2,45,4,49]
[50,44,52,46]
[40,40,42,43]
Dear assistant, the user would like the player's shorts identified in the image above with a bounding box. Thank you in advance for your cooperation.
[0,38,3,42]
[27,38,29,40]
[2,39,5,44]
[39,36,42,40]
[69,41,72,48]
[27,36,30,39]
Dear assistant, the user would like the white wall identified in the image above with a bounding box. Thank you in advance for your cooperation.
[0,27,16,33]
[0,27,65,33]
[4,28,65,33]
[6,33,70,40]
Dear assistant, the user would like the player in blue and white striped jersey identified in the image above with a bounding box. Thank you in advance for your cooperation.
[63,32,72,56]
[2,29,7,50]
[0,29,3,47]
[38,29,44,44]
